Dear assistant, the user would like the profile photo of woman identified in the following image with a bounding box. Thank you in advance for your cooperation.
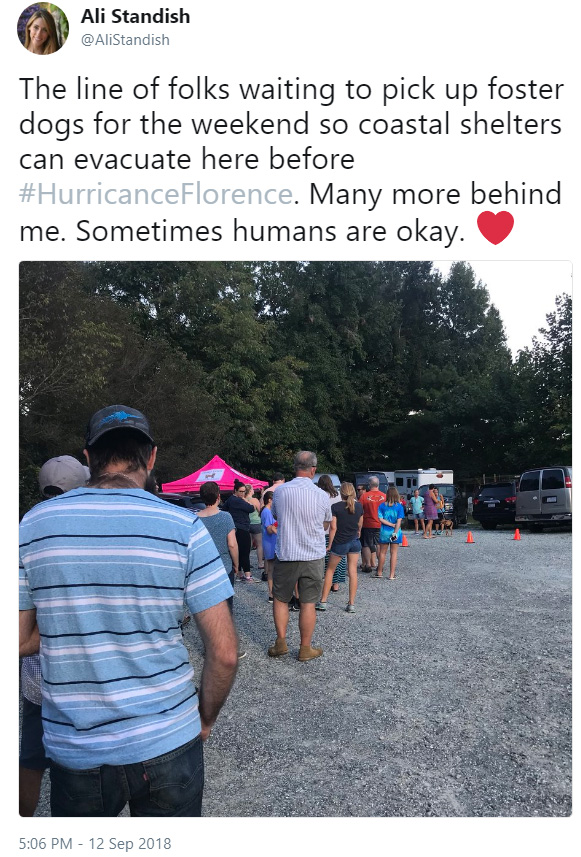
[19,5,68,55]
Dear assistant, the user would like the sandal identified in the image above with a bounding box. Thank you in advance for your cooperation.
[371,570,383,578]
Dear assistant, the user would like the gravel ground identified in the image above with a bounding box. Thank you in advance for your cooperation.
[30,526,571,817]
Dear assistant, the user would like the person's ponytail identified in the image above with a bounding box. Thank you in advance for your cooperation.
[340,482,356,514]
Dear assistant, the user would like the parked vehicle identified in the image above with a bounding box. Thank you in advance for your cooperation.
[516,466,572,531]
[313,472,341,492]
[353,471,394,494]
[472,481,518,529]
[407,483,467,528]
[158,492,205,511]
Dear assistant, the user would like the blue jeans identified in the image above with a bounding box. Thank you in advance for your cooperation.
[49,735,204,817]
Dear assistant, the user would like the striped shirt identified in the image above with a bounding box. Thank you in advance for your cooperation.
[19,488,233,770]
[271,477,332,561]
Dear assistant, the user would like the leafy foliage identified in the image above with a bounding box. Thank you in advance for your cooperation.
[20,262,571,511]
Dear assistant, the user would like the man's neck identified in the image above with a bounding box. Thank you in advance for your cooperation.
[89,470,146,490]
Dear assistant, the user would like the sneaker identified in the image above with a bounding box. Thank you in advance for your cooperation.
[298,644,323,662]
[268,637,289,658]
[261,571,268,582]
[361,565,372,573]
[290,596,301,612]
[267,595,274,603]
[315,601,327,611]
[345,604,356,613]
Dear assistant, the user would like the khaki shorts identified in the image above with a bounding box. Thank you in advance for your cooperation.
[273,558,324,604]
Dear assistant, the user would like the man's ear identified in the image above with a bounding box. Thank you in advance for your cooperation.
[83,448,90,465]
[147,446,158,471]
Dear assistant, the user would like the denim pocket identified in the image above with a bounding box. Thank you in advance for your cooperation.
[50,762,104,816]
[142,736,204,812]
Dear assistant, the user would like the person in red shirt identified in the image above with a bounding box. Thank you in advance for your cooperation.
[359,476,386,573]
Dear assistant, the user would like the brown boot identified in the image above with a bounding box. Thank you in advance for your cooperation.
[298,644,323,662]
[268,637,289,658]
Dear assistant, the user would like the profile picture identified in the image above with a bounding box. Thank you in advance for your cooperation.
[17,4,68,55]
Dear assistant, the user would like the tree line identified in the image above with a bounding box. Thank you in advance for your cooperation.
[20,261,571,514]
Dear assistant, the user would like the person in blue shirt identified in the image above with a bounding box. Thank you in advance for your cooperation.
[19,405,238,817]
[410,488,426,535]
[374,487,405,579]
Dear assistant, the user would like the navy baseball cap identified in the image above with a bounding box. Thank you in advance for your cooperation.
[85,405,154,447]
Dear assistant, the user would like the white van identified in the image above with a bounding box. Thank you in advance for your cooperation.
[516,466,572,531]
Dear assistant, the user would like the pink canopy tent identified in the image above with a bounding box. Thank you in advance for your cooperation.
[162,455,268,494]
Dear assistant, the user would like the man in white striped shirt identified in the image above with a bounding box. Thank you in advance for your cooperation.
[269,451,332,662]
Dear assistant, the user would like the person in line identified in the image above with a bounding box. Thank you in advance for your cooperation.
[260,491,277,603]
[436,488,445,534]
[261,471,285,502]
[317,482,364,613]
[423,484,439,539]
[245,484,264,573]
[269,451,331,662]
[222,479,256,581]
[410,488,426,535]
[24,9,60,54]
[19,405,238,817]
[317,474,346,594]
[375,487,405,579]
[19,455,88,817]
[359,476,386,573]
[195,482,247,659]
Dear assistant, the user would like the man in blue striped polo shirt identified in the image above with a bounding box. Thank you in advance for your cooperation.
[19,405,238,817]
[270,451,332,662]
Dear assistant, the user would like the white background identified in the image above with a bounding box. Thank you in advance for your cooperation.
[5,0,577,850]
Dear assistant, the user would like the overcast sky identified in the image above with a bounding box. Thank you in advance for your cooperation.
[433,261,572,357]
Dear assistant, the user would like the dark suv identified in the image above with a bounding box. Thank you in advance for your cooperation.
[406,484,468,528]
[472,481,517,529]
[158,492,205,511]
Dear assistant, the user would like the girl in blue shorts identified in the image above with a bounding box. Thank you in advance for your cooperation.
[375,487,404,579]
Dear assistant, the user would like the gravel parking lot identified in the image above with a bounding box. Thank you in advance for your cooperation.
[31,527,571,817]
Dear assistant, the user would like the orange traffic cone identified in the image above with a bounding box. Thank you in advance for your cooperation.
[466,531,475,544]
[401,534,409,547]
[513,529,521,540]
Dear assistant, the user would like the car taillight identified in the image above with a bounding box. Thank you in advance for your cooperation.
[505,496,516,503]
[473,498,479,506]
[565,476,572,488]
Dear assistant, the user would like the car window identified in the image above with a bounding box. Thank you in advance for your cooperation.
[541,469,565,490]
[478,485,514,499]
[519,471,540,492]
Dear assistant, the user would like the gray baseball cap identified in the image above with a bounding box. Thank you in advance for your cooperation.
[38,456,88,497]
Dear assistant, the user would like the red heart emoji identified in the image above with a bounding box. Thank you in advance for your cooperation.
[477,211,514,245]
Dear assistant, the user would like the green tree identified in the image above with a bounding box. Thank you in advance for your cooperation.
[512,293,572,468]
[20,262,222,514]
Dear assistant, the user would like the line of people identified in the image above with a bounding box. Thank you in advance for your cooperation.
[19,410,449,818]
